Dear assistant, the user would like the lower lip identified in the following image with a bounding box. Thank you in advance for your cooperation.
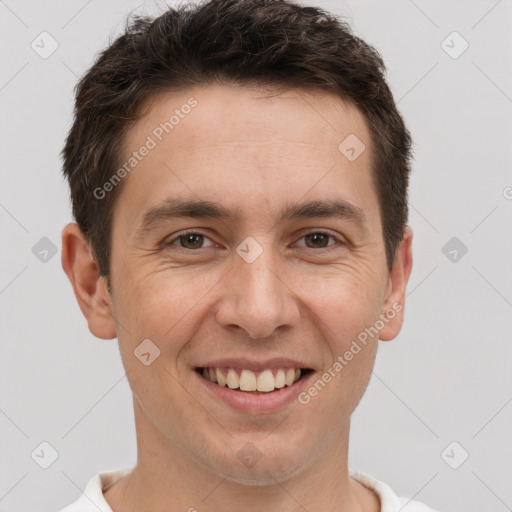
[195,369,314,414]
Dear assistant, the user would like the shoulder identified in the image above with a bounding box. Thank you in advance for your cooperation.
[350,469,439,512]
[57,467,133,512]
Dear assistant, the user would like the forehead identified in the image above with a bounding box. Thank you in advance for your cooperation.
[115,84,377,226]
[132,85,368,147]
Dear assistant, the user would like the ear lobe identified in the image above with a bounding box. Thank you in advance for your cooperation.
[379,226,413,342]
[61,223,117,340]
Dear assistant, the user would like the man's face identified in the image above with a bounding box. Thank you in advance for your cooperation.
[105,84,404,482]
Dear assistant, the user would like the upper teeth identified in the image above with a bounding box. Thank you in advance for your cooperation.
[201,368,302,392]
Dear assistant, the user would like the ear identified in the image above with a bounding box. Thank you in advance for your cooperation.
[61,223,117,340]
[378,226,413,342]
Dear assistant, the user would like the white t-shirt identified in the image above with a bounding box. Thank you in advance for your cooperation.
[58,467,438,512]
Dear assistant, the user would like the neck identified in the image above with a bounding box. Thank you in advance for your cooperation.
[103,397,379,512]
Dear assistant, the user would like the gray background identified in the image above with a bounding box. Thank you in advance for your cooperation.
[1,0,511,510]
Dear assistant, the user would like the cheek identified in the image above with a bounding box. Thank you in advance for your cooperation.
[296,268,385,347]
[114,264,221,340]
[299,272,382,415]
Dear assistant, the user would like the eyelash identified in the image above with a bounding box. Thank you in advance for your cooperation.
[165,229,344,251]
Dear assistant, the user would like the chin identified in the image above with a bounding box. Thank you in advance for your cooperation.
[200,441,309,486]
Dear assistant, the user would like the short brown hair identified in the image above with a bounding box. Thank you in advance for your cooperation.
[62,0,413,280]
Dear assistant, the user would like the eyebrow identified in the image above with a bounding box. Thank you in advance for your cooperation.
[135,197,367,239]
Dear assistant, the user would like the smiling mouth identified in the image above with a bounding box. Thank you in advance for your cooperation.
[195,367,314,394]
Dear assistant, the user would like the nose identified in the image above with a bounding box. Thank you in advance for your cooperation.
[214,246,300,339]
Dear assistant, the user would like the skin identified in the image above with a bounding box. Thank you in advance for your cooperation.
[62,84,413,512]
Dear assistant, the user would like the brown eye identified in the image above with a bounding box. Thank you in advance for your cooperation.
[179,233,204,249]
[302,232,335,249]
[167,231,215,250]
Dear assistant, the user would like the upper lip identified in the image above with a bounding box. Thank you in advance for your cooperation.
[195,358,313,372]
